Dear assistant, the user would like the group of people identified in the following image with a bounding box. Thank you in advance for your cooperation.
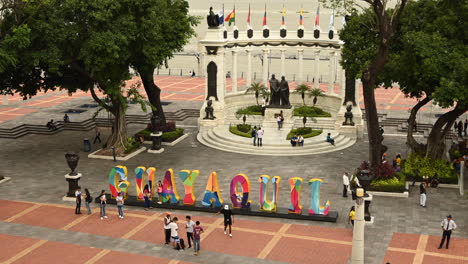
[164,213,204,255]
[74,188,123,219]
[251,126,264,147]
[290,134,304,147]
[454,119,467,137]
[143,181,164,209]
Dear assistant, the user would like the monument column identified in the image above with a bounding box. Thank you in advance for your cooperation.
[314,49,320,89]
[328,51,336,95]
[298,49,304,84]
[280,49,286,78]
[246,49,252,88]
[262,49,269,86]
[232,50,238,93]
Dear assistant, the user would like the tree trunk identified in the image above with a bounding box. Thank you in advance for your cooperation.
[426,104,466,160]
[407,96,431,154]
[139,68,167,125]
[104,98,128,154]
[361,78,382,168]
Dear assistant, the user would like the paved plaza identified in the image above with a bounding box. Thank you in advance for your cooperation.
[0,76,467,263]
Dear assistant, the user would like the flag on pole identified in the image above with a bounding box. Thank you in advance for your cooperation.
[329,9,335,30]
[281,6,286,25]
[225,7,235,26]
[263,4,267,26]
[247,4,251,24]
[218,6,224,25]
[314,5,320,27]
[299,8,304,25]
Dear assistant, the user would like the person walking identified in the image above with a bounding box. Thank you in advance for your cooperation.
[252,126,258,146]
[83,188,92,215]
[257,127,264,147]
[164,212,172,245]
[93,127,102,144]
[116,192,124,219]
[193,221,204,256]
[438,215,457,249]
[99,190,107,220]
[75,187,82,214]
[420,182,427,208]
[217,204,234,238]
[185,216,195,249]
[348,206,355,226]
[169,217,183,251]
[342,173,350,198]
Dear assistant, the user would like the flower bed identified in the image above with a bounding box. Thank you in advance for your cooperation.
[293,106,332,117]
[286,127,322,140]
[369,173,406,193]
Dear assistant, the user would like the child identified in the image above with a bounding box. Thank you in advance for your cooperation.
[116,192,124,219]
[193,221,204,256]
[75,187,82,214]
[99,190,107,220]
[348,206,355,226]
[157,181,163,204]
[186,216,195,248]
[169,217,183,251]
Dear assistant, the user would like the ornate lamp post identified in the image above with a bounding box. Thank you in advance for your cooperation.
[64,152,82,198]
[351,187,365,264]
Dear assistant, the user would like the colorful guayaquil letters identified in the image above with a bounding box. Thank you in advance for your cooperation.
[259,175,281,212]
[135,167,156,201]
[161,169,180,204]
[230,173,252,208]
[107,166,331,216]
[288,177,303,214]
[201,171,224,207]
[308,179,331,216]
[109,165,130,198]
[178,170,200,205]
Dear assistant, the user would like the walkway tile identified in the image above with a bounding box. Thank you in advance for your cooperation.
[287,224,353,242]
[266,236,352,264]
[69,214,147,238]
[95,251,170,264]
[0,200,35,221]
[0,234,39,262]
[382,250,415,264]
[232,219,283,233]
[128,219,165,244]
[389,233,420,250]
[11,240,101,264]
[425,236,468,257]
[12,205,78,229]
[202,229,273,258]
[422,255,468,264]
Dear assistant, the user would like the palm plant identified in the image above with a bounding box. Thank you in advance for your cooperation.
[245,82,266,105]
[309,88,325,106]
[295,83,312,105]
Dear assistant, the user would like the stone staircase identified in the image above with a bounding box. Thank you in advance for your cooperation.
[197,125,356,156]
[0,109,199,139]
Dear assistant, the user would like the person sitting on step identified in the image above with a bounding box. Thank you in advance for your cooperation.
[290,134,298,147]
[298,135,304,146]
[326,133,335,145]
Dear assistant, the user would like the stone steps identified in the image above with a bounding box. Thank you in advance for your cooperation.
[197,126,355,156]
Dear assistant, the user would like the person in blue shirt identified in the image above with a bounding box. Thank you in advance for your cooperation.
[326,133,335,145]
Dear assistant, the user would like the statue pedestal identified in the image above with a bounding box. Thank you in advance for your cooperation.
[363,194,374,225]
[62,173,82,201]
[148,132,164,154]
[334,105,364,139]
[262,108,293,129]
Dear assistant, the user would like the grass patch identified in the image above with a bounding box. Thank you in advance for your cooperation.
[286,127,322,140]
[369,173,406,193]
[136,128,185,143]
[236,105,263,115]
[294,106,331,117]
[230,125,253,138]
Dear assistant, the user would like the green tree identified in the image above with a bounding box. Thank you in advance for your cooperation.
[323,0,409,168]
[309,88,325,106]
[294,84,311,105]
[245,82,267,105]
[127,0,199,125]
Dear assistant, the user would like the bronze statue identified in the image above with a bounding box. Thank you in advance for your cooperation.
[207,7,220,28]
[279,76,290,106]
[342,104,355,126]
[269,74,281,106]
[204,100,216,120]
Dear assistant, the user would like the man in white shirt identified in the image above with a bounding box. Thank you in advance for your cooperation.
[438,215,457,249]
[164,212,172,245]
[169,217,183,250]
[261,97,266,116]
[342,173,350,198]
[256,127,264,147]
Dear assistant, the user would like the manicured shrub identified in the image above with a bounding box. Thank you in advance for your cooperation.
[286,128,322,140]
[403,153,458,184]
[369,173,406,193]
[124,137,141,154]
[237,124,252,133]
[236,105,263,115]
[161,128,184,142]
[229,126,252,138]
[293,106,332,117]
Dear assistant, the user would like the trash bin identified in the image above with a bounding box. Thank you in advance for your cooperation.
[83,138,91,152]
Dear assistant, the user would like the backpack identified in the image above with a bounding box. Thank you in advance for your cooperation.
[178,238,186,249]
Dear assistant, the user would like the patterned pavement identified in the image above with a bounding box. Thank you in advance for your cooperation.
[0,75,436,124]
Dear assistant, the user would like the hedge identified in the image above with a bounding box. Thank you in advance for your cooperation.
[286,128,322,140]
[369,173,406,193]
[236,105,263,115]
[293,106,332,117]
[136,128,184,143]
[402,153,458,184]
[230,126,252,138]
